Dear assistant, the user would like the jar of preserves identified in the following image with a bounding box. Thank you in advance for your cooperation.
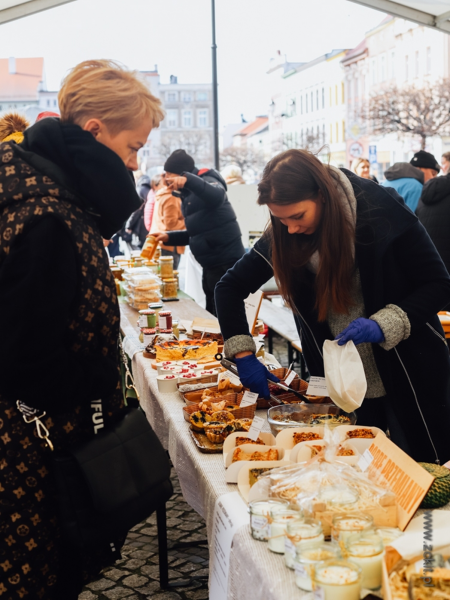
[159,255,173,279]
[173,270,179,289]
[163,278,178,299]
[158,311,173,330]
[148,302,164,318]
[138,309,156,328]
[141,235,158,260]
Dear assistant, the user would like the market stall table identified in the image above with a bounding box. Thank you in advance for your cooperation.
[120,300,311,600]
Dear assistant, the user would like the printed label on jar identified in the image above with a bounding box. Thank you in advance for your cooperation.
[159,316,167,329]
[143,334,156,346]
[295,563,308,579]
[251,515,268,530]
[313,586,325,600]
[285,537,296,556]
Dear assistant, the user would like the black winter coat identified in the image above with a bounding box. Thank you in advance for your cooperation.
[416,174,450,275]
[215,170,450,464]
[166,168,245,268]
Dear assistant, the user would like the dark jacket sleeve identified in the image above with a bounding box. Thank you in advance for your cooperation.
[166,229,190,247]
[392,220,450,327]
[0,216,119,413]
[215,237,274,350]
[183,172,226,208]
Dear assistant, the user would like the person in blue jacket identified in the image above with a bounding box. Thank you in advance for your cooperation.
[215,149,450,464]
[381,162,423,212]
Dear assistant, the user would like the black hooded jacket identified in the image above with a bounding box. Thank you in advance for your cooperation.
[166,168,245,268]
[416,174,450,274]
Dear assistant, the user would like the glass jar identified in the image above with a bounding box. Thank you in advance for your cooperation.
[313,559,362,600]
[268,507,303,554]
[138,309,156,328]
[159,255,174,279]
[163,278,178,299]
[294,542,340,591]
[345,531,384,590]
[284,518,324,569]
[159,311,173,330]
[319,485,360,509]
[331,513,374,543]
[248,499,288,542]
[148,302,164,318]
[141,235,158,260]
[142,328,157,347]
[173,270,179,289]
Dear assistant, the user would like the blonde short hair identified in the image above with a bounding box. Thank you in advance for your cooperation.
[350,157,369,173]
[58,59,165,134]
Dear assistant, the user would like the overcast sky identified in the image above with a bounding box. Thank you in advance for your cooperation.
[0,0,385,126]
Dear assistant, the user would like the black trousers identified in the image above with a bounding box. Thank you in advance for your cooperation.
[355,395,412,457]
[202,262,236,317]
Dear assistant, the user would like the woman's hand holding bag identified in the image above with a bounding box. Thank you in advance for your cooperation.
[235,353,279,399]
[335,317,384,346]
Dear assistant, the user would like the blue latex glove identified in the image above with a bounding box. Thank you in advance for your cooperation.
[235,354,280,399]
[335,317,385,346]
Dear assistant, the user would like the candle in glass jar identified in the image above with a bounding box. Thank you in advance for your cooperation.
[294,543,340,591]
[319,485,359,508]
[331,513,374,543]
[268,508,303,554]
[345,532,384,590]
[313,559,361,600]
[284,518,324,569]
[248,500,288,542]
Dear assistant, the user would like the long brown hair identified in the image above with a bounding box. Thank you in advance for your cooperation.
[258,149,355,322]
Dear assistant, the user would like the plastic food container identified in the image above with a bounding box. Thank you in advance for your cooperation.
[267,404,356,436]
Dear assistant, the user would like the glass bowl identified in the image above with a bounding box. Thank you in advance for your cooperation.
[267,403,357,436]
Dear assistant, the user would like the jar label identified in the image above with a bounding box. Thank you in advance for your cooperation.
[285,537,296,556]
[295,563,308,579]
[144,334,156,346]
[313,586,325,600]
[159,316,167,329]
[251,515,268,530]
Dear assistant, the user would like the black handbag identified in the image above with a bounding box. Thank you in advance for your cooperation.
[17,343,173,557]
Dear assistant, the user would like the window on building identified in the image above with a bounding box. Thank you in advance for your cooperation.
[335,85,338,104]
[342,120,345,141]
[197,91,208,101]
[305,94,308,113]
[53,99,57,107]
[182,110,192,127]
[182,92,192,102]
[167,109,178,128]
[341,82,345,103]
[322,123,325,142]
[336,122,339,143]
[166,92,177,102]
[322,87,325,109]
[300,95,303,114]
[390,52,395,79]
[405,55,409,80]
[316,89,319,110]
[197,109,208,127]
[380,55,386,81]
[415,51,419,78]
[47,99,50,107]
[311,91,314,112]
[330,124,333,143]
[426,47,431,74]
[329,87,332,106]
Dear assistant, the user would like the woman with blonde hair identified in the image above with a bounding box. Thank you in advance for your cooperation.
[351,157,378,182]
[0,60,164,597]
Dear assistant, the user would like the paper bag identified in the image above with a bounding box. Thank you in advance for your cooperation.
[323,339,367,412]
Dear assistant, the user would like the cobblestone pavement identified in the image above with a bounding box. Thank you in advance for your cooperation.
[79,471,209,600]
[79,333,290,600]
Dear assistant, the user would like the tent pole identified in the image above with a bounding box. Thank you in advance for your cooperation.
[211,0,220,170]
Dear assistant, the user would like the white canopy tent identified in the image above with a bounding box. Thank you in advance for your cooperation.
[0,0,75,25]
[348,1,450,34]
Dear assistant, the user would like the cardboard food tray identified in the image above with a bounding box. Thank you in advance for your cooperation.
[189,425,223,453]
[257,371,307,408]
[183,393,257,422]
[182,386,241,406]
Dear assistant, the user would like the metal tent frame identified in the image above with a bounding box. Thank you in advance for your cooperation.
[348,1,450,34]
[0,0,75,25]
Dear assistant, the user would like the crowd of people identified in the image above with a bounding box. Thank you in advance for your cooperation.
[1,57,450,597]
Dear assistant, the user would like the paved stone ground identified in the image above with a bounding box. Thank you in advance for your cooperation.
[79,333,291,600]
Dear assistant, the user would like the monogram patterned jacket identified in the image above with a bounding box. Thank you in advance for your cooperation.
[0,140,125,598]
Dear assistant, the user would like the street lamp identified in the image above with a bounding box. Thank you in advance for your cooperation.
[211,0,220,170]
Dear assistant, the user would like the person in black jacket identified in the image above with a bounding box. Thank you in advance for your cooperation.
[153,149,245,315]
[215,149,450,464]
[416,174,450,275]
[123,175,151,249]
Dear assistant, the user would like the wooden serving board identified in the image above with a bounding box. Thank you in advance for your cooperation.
[189,426,223,453]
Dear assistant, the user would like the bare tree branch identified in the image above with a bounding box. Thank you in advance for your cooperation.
[220,146,267,180]
[158,131,213,165]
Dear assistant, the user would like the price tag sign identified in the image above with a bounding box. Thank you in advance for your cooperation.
[218,370,241,387]
[358,448,374,472]
[285,371,296,386]
[240,391,259,408]
[247,416,265,441]
[306,376,329,396]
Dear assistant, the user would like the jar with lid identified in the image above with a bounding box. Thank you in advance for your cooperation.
[345,531,384,590]
[319,485,360,509]
[163,278,178,299]
[138,309,156,328]
[173,270,179,289]
[159,255,174,279]
[294,542,340,591]
[312,558,362,600]
[141,235,158,260]
[268,507,303,554]
[284,518,324,569]
[159,311,172,330]
[248,499,288,542]
[141,328,157,347]
[148,302,164,318]
[331,513,374,543]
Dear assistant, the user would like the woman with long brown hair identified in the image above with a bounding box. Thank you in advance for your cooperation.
[215,149,450,464]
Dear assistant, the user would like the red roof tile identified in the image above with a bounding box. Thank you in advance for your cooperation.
[0,58,44,101]
[235,116,268,137]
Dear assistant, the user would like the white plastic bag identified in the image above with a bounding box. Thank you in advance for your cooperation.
[323,339,367,412]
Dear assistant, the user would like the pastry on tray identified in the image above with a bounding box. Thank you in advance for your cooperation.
[210,410,235,423]
[189,410,212,432]
[155,339,218,362]
[218,377,243,393]
[234,419,253,432]
[346,428,375,439]
[249,468,271,487]
[232,447,278,463]
[204,422,235,443]
[235,436,262,446]
[293,431,323,444]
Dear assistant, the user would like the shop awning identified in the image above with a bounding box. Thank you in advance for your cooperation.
[348,1,450,33]
[0,0,76,25]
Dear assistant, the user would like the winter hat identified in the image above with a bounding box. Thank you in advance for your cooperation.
[36,111,60,122]
[410,150,440,172]
[164,149,195,174]
[0,112,29,143]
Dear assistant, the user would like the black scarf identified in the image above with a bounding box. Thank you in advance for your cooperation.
[21,118,141,239]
